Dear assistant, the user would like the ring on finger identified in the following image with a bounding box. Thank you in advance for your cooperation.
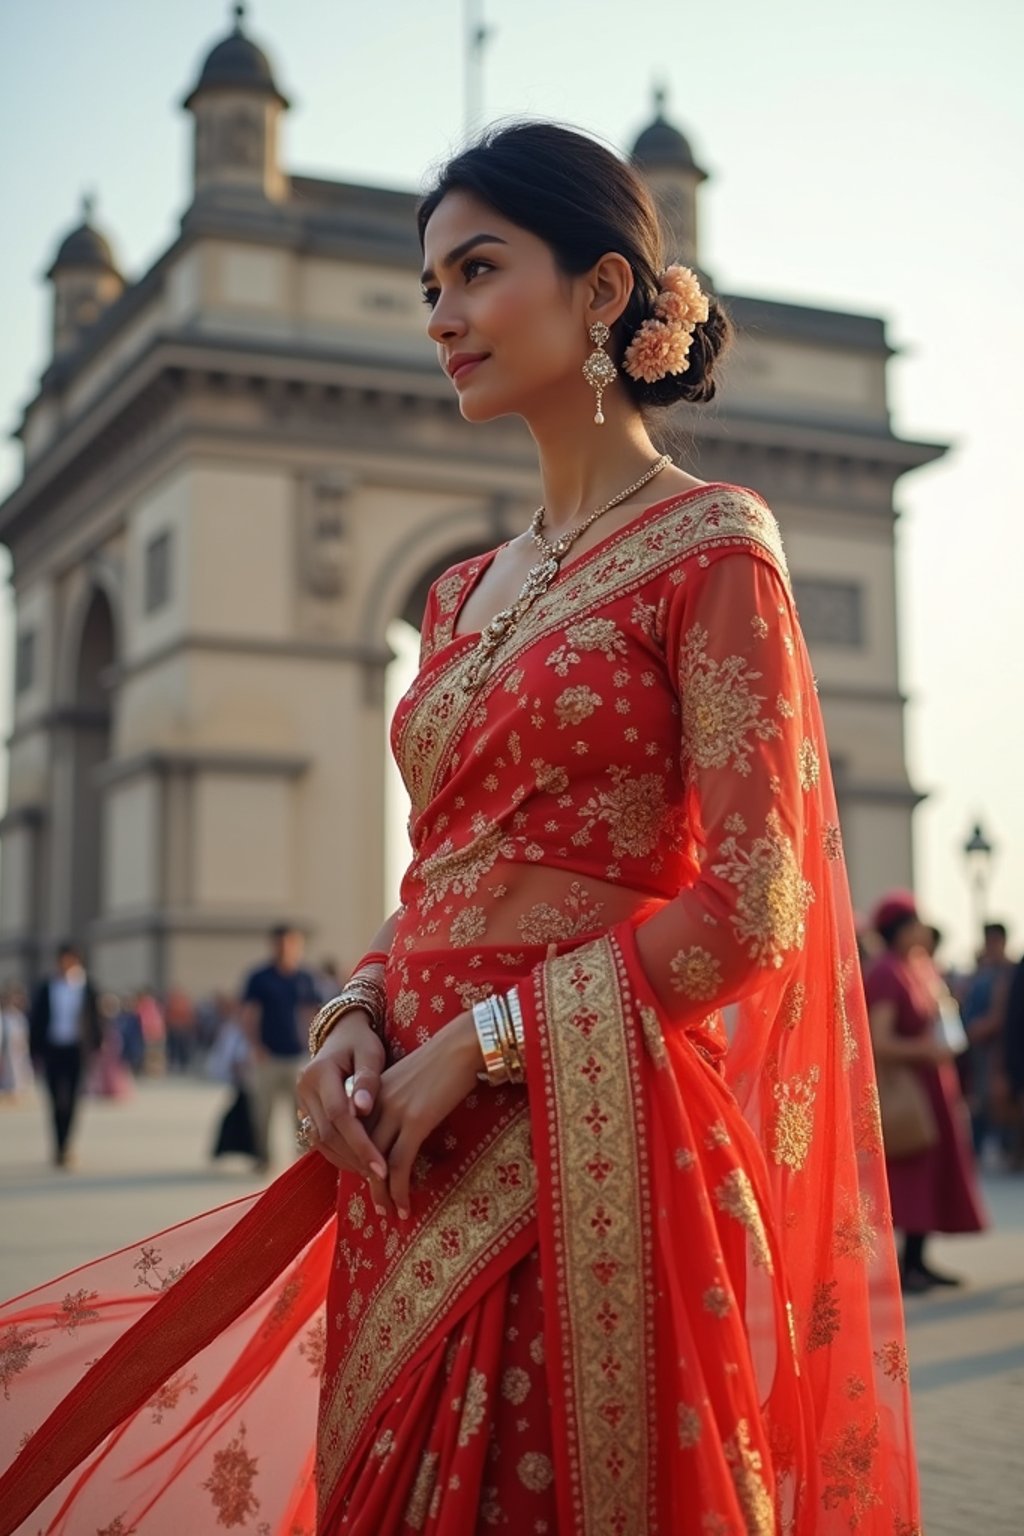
[344,1074,357,1100]
[296,1114,317,1149]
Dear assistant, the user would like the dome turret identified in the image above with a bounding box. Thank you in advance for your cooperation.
[630,87,709,272]
[46,195,125,356]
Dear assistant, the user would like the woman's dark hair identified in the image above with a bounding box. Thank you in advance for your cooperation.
[417,121,732,410]
[877,912,918,949]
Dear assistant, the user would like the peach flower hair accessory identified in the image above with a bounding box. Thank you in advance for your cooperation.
[623,264,710,385]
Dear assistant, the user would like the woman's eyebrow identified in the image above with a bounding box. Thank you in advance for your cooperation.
[420,234,508,287]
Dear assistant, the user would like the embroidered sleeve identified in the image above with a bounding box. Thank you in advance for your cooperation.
[626,547,814,1025]
[417,581,439,667]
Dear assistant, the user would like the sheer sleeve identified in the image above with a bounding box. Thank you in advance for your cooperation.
[624,546,814,1027]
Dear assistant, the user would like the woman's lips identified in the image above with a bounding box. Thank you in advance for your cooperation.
[451,356,488,383]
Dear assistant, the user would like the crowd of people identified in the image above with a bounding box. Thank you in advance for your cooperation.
[5,904,1023,1285]
[0,928,341,1172]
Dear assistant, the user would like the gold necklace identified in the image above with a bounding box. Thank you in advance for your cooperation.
[460,454,673,694]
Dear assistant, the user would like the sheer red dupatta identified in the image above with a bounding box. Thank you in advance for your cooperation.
[519,544,920,1535]
[0,1154,337,1535]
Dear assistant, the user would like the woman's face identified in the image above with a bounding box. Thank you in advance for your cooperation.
[420,190,592,423]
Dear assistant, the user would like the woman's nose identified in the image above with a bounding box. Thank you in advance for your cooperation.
[426,298,467,346]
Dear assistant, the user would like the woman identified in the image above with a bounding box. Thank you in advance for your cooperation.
[0,123,918,1535]
[865,890,986,1294]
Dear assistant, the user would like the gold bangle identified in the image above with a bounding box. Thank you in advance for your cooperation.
[490,992,524,1085]
[308,990,384,1056]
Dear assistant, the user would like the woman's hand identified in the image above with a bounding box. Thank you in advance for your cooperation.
[366,1010,484,1221]
[296,1012,389,1179]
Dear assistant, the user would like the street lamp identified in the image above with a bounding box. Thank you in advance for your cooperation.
[962,820,995,956]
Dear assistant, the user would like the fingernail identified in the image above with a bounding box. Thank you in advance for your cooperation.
[398,1207,409,1221]
[371,1160,387,1180]
[355,1089,373,1112]
[374,1203,386,1217]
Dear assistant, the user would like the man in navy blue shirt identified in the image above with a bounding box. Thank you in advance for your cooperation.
[240,923,318,1171]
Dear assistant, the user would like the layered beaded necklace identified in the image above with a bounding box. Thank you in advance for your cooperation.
[460,454,672,694]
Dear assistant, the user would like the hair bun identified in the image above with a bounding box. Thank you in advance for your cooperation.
[625,293,733,409]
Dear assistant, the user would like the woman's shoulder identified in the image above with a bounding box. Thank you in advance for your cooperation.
[654,481,789,586]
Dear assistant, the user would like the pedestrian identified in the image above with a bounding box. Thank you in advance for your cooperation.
[0,984,31,1099]
[865,890,987,1292]
[0,122,920,1533]
[27,941,102,1167]
[240,923,318,1171]
[961,922,1016,1160]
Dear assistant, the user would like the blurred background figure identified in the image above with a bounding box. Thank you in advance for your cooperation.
[87,992,134,1100]
[0,983,31,1099]
[207,992,256,1163]
[1000,950,1024,1170]
[313,956,343,1006]
[163,986,198,1074]
[114,993,146,1076]
[864,891,986,1293]
[960,922,1016,1165]
[240,923,318,1172]
[28,941,102,1168]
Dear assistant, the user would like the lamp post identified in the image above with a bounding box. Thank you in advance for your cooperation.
[962,820,994,959]
[464,0,494,140]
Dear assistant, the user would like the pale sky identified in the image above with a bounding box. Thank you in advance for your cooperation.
[1,0,1022,966]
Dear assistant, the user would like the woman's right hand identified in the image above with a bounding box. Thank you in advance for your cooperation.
[296,1012,389,1179]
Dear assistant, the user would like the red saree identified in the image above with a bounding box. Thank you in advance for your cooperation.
[0,482,919,1535]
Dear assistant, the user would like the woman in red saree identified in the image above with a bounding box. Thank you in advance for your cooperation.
[0,123,919,1534]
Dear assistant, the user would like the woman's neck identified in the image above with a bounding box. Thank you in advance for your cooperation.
[525,390,666,535]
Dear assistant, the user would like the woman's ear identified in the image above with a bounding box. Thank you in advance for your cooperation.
[586,251,635,330]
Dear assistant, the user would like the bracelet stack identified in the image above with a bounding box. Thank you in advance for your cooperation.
[472,987,526,1086]
[309,966,387,1057]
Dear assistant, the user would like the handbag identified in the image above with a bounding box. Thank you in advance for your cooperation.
[876,1061,938,1159]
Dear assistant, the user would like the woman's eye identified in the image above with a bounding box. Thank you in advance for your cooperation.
[421,288,439,308]
[421,258,492,307]
[461,257,491,282]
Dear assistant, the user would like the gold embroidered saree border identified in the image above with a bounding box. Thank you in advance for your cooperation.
[397,487,789,818]
[532,933,657,1536]
[316,1108,536,1516]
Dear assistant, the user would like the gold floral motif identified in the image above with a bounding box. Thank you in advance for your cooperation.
[501,1365,532,1404]
[132,1245,192,1292]
[835,956,858,1068]
[723,1419,776,1535]
[776,693,795,719]
[517,1451,555,1492]
[678,621,781,779]
[0,1323,44,1398]
[821,1416,882,1526]
[434,570,470,617]
[714,1170,773,1272]
[405,1450,440,1530]
[822,822,843,861]
[874,1340,910,1383]
[669,945,723,1001]
[834,1194,879,1262]
[712,810,814,968]
[516,881,605,944]
[678,1402,702,1447]
[574,765,678,859]
[96,1518,138,1536]
[771,1066,820,1171]
[416,819,506,909]
[854,1084,883,1154]
[457,1366,489,1446]
[57,1287,100,1333]
[724,812,747,835]
[449,906,488,946]
[703,1284,732,1318]
[806,1279,841,1353]
[751,614,770,639]
[147,1369,199,1423]
[798,737,820,791]
[203,1423,260,1527]
[782,979,806,1030]
[299,1317,327,1378]
[554,684,604,728]
[393,988,420,1028]
[532,757,570,795]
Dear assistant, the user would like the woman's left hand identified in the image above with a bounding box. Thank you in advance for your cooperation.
[365,1010,483,1220]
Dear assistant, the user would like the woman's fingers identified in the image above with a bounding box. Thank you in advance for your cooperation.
[386,1128,418,1221]
[316,1072,388,1179]
[349,1042,384,1117]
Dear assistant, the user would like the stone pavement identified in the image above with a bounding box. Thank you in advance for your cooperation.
[2,1077,1022,1532]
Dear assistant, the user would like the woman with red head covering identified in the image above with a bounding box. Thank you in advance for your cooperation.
[865,890,986,1292]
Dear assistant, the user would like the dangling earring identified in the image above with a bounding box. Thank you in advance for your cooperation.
[582,321,617,425]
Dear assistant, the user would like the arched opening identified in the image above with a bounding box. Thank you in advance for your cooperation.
[68,589,116,952]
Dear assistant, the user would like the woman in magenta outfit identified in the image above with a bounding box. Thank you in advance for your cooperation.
[865,890,986,1292]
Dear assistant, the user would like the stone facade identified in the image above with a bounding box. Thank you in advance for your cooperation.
[0,13,945,991]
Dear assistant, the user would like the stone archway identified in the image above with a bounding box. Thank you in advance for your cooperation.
[67,588,116,952]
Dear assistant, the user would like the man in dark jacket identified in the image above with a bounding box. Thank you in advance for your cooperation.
[29,941,102,1167]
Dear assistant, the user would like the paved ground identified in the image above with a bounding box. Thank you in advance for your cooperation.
[2,1077,1022,1532]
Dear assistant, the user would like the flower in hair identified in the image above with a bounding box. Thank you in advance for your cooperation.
[623,264,708,384]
